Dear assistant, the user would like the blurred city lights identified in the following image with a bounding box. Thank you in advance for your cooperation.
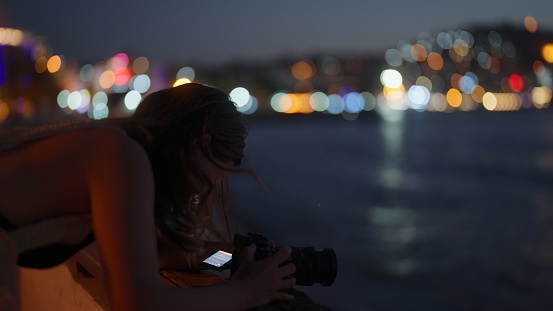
[310,92,329,112]
[1,21,553,124]
[0,28,23,46]
[47,55,63,73]
[0,100,9,121]
[531,86,553,108]
[80,64,95,82]
[327,94,343,115]
[176,66,195,81]
[131,75,151,93]
[343,92,364,113]
[385,49,403,67]
[132,56,150,74]
[427,52,444,70]
[173,78,191,87]
[230,87,250,108]
[89,92,110,120]
[99,70,116,89]
[524,16,538,33]
[381,69,403,88]
[407,85,430,111]
[542,44,553,63]
[291,60,315,80]
[447,88,463,108]
[35,56,48,73]
[67,91,83,110]
[124,90,142,110]
[270,92,290,113]
[57,90,70,109]
[509,74,524,92]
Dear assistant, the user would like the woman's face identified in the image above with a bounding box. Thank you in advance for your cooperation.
[194,147,233,185]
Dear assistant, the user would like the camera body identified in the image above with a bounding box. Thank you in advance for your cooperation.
[230,233,337,286]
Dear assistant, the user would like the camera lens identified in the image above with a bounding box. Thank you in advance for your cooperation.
[290,246,337,286]
[231,233,338,287]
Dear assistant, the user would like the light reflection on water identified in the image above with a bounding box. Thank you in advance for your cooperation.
[229,110,553,311]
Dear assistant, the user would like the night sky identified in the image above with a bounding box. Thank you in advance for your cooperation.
[1,0,552,65]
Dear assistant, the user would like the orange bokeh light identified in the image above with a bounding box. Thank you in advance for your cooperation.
[524,16,538,33]
[411,44,428,62]
[291,61,315,80]
[47,55,62,73]
[542,43,553,63]
[446,88,462,108]
[427,52,443,71]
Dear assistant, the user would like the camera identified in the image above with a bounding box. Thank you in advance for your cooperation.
[230,233,337,286]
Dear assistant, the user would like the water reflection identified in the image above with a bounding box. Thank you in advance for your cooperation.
[366,206,417,276]
[377,117,405,190]
[231,110,553,310]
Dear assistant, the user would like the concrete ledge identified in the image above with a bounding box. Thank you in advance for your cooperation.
[19,258,110,311]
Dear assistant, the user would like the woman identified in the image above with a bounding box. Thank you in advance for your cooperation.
[0,83,296,310]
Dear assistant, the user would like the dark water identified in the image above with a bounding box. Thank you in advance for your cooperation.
[228,110,553,311]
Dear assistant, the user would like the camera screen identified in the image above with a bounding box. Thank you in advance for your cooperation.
[202,250,232,268]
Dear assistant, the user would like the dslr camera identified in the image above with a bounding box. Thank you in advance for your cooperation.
[230,232,337,286]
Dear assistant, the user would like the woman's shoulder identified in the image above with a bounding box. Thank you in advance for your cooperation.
[26,125,151,177]
[65,126,149,166]
[65,127,155,200]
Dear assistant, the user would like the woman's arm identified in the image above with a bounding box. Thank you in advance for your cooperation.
[85,129,295,310]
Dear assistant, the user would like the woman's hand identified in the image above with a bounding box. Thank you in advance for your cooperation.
[231,244,297,307]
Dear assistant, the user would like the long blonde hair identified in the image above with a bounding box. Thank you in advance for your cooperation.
[112,83,248,254]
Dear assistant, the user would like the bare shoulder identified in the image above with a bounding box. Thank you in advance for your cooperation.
[56,127,149,168]
[0,126,152,225]
[48,127,153,194]
[73,127,153,183]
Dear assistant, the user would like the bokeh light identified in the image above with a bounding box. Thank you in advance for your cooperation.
[381,69,403,88]
[408,85,430,111]
[173,78,191,87]
[124,90,142,110]
[131,74,151,93]
[80,64,95,82]
[446,88,462,108]
[99,70,115,89]
[385,49,403,67]
[361,92,376,111]
[542,44,553,63]
[410,44,428,62]
[291,60,315,80]
[427,52,443,71]
[0,100,9,122]
[327,94,344,115]
[509,74,524,92]
[132,56,150,74]
[111,53,129,70]
[1,24,553,121]
[459,72,478,94]
[524,16,538,33]
[306,92,326,112]
[471,85,486,103]
[531,86,552,108]
[343,92,364,113]
[176,66,196,81]
[270,92,290,113]
[47,55,63,73]
[0,28,23,46]
[230,87,250,109]
[35,56,48,73]
[57,90,70,109]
